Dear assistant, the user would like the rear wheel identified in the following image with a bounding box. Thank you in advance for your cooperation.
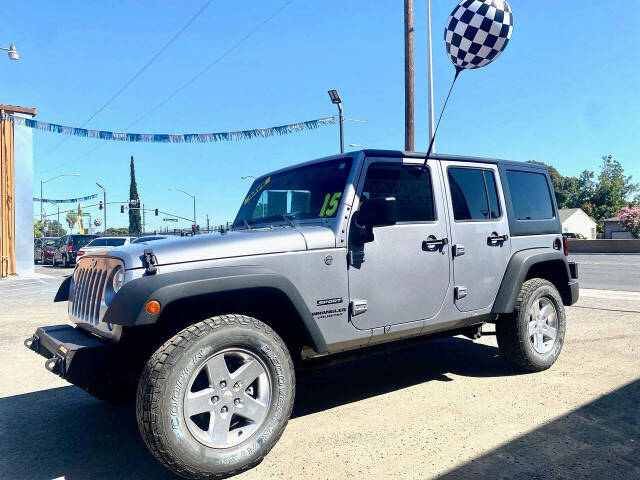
[51,254,58,267]
[62,254,69,268]
[496,278,566,372]
[136,314,295,479]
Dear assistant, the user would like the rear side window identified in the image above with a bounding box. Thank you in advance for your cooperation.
[448,167,501,221]
[362,164,435,222]
[72,236,98,248]
[506,170,554,220]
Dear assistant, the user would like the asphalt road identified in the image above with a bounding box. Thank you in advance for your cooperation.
[569,254,640,292]
[0,264,639,480]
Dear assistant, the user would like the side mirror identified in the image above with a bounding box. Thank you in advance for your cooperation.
[356,197,397,228]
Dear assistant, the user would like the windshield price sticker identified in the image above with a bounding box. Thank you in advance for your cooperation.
[319,192,342,217]
[244,176,271,205]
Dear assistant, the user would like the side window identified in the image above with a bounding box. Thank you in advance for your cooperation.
[448,167,501,221]
[506,170,554,220]
[361,164,435,222]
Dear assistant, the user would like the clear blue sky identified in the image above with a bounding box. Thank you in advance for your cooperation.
[2,0,638,230]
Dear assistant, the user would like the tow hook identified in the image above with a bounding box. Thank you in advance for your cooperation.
[45,355,64,376]
[24,334,39,352]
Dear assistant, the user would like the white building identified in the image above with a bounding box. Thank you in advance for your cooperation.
[559,208,597,239]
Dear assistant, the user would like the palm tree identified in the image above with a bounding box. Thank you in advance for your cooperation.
[66,213,77,233]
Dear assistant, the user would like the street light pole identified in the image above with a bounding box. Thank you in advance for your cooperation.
[40,173,81,222]
[96,182,107,233]
[427,0,435,152]
[327,90,344,153]
[168,188,197,226]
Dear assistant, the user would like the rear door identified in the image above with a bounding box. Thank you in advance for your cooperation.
[347,157,451,330]
[441,161,510,312]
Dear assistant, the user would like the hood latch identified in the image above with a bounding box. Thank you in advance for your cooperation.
[142,248,158,275]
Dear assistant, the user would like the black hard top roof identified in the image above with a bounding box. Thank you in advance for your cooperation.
[361,149,546,171]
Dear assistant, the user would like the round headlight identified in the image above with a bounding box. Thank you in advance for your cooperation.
[112,266,124,293]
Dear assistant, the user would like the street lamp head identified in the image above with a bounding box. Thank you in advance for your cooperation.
[327,89,342,105]
[168,188,176,191]
[7,44,18,61]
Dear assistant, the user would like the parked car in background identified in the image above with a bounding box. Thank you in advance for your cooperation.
[131,235,167,244]
[34,237,59,263]
[77,237,135,259]
[52,234,99,267]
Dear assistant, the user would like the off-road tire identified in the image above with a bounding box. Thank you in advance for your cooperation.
[136,314,295,480]
[496,278,566,372]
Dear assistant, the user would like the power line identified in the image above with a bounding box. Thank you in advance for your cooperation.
[124,0,294,130]
[37,0,295,176]
[36,0,216,163]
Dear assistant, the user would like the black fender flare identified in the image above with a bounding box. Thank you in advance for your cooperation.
[101,266,328,353]
[492,249,574,314]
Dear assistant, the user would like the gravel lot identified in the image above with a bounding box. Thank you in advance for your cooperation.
[0,265,638,480]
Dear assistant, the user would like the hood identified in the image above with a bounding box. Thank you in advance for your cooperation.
[105,226,335,269]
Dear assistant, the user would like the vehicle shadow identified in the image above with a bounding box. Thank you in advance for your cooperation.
[435,378,640,479]
[1,337,516,480]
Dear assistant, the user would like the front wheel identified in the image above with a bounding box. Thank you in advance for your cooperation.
[496,278,566,372]
[136,315,295,479]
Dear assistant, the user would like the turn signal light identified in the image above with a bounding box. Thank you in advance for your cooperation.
[563,236,569,256]
[77,250,85,257]
[146,300,161,315]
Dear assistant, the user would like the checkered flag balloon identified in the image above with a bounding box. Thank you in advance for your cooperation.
[444,0,513,70]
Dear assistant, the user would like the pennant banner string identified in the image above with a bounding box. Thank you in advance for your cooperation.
[33,194,99,204]
[3,114,336,144]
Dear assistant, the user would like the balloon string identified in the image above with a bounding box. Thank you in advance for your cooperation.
[422,68,461,169]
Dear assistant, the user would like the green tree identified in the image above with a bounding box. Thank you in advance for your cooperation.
[105,227,130,235]
[128,155,142,235]
[46,220,67,237]
[591,155,639,228]
[34,220,43,238]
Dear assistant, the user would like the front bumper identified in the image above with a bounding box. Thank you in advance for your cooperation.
[24,325,117,387]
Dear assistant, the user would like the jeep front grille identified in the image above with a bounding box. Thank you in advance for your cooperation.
[69,256,122,325]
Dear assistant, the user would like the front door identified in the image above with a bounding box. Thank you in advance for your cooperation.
[441,161,511,312]
[347,158,451,330]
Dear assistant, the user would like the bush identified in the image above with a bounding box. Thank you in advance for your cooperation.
[618,206,640,239]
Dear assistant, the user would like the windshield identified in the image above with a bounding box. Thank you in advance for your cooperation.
[86,238,127,247]
[132,236,166,243]
[234,158,353,227]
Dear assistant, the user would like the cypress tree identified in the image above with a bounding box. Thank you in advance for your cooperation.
[129,155,142,234]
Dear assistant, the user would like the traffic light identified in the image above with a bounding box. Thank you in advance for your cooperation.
[155,208,159,216]
[120,205,125,213]
[99,200,103,210]
[196,225,200,233]
[191,224,196,234]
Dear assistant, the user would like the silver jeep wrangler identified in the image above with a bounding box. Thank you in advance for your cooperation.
[25,149,579,479]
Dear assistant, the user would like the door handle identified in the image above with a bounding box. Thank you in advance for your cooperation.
[487,233,509,245]
[422,236,448,251]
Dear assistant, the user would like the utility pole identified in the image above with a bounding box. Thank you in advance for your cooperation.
[206,214,210,232]
[404,0,415,151]
[427,0,435,153]
[142,202,146,234]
